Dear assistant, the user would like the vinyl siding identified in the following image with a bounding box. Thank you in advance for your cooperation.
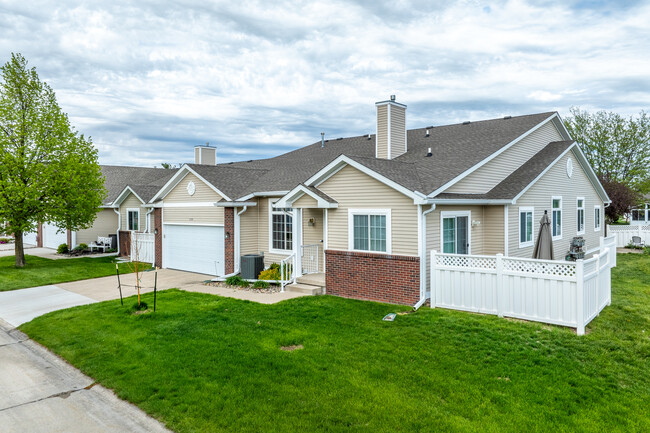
[239,200,260,256]
[483,205,505,255]
[258,197,291,266]
[390,104,406,158]
[376,104,388,159]
[425,205,486,256]
[302,208,324,272]
[75,208,119,246]
[163,172,224,225]
[293,194,318,208]
[318,164,418,256]
[508,148,604,258]
[120,194,145,231]
[447,121,564,194]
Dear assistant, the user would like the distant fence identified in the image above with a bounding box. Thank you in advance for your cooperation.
[430,236,616,335]
[607,225,650,248]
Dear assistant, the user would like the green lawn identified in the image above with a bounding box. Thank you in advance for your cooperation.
[0,255,134,291]
[20,254,650,432]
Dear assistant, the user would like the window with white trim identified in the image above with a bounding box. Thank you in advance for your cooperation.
[594,205,601,231]
[577,198,585,234]
[270,200,293,251]
[348,209,391,253]
[127,209,139,231]
[552,197,562,240]
[519,207,534,247]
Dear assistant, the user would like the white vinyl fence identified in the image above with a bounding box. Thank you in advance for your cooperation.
[430,236,616,335]
[607,225,650,248]
[131,232,155,264]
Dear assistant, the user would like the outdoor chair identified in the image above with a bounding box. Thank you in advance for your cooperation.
[89,236,112,252]
[631,236,646,248]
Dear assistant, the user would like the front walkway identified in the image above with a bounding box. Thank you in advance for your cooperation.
[0,320,171,432]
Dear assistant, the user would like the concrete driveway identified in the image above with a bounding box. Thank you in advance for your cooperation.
[0,320,171,432]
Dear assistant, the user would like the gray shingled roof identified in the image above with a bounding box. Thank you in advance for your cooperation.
[101,166,178,205]
[434,141,575,201]
[304,185,337,203]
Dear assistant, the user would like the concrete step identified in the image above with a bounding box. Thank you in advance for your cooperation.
[285,283,324,295]
[296,273,325,287]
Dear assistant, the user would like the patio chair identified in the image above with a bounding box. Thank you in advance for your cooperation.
[631,236,646,248]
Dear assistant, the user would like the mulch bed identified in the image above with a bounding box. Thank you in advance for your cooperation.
[204,281,281,294]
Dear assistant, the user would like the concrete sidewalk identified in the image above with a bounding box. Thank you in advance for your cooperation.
[0,320,172,433]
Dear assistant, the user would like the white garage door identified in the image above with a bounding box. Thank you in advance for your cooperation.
[23,230,38,245]
[163,224,224,276]
[43,223,67,249]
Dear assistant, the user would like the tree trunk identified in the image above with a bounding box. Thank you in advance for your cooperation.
[14,230,25,268]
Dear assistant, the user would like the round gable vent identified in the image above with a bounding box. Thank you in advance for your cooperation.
[566,158,573,178]
[187,181,196,196]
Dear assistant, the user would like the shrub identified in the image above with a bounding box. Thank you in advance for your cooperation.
[253,280,270,289]
[0,237,11,244]
[225,275,244,286]
[238,279,251,288]
[259,268,280,281]
[269,263,280,270]
[106,248,117,253]
[57,243,69,254]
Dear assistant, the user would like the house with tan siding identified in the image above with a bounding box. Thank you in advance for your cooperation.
[91,97,610,308]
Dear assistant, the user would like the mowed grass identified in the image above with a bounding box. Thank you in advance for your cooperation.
[21,254,650,432]
[0,255,134,291]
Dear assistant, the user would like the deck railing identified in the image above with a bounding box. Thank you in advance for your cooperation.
[280,253,297,292]
[301,243,321,275]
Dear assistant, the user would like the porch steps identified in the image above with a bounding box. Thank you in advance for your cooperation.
[285,283,324,295]
[286,273,326,295]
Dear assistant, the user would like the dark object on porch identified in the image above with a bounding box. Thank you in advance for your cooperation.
[108,234,117,250]
[533,210,554,260]
[241,254,264,280]
[566,236,585,261]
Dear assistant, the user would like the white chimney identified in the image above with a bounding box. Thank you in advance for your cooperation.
[375,95,407,159]
[194,144,217,165]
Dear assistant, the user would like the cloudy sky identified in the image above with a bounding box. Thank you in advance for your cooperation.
[1,0,648,166]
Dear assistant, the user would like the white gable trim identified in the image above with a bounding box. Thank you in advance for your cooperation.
[428,112,558,198]
[274,184,338,209]
[511,143,610,204]
[236,191,290,202]
[304,155,428,204]
[150,164,232,203]
[112,186,145,207]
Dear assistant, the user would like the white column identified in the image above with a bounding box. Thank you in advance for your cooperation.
[294,208,302,277]
[576,259,585,336]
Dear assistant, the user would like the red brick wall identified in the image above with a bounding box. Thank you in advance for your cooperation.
[224,207,235,275]
[154,208,162,268]
[118,230,131,257]
[325,250,420,306]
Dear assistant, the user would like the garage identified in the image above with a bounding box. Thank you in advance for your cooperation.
[23,230,38,246]
[43,223,67,249]
[163,224,225,276]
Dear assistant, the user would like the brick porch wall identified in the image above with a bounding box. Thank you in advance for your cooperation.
[325,250,420,306]
[154,208,162,268]
[118,230,131,258]
[224,207,235,275]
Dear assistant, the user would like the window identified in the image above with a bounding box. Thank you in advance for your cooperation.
[270,200,293,252]
[577,198,585,234]
[127,209,139,231]
[519,207,534,247]
[552,197,562,240]
[441,212,470,254]
[348,209,391,253]
[594,205,601,231]
[632,208,645,222]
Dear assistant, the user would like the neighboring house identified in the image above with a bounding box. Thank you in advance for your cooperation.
[630,193,650,225]
[129,97,609,308]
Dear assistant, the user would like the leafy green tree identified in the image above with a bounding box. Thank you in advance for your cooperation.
[0,53,106,267]
[564,107,650,191]
[160,162,176,169]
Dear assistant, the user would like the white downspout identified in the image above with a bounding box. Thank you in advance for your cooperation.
[145,208,154,233]
[235,206,248,273]
[414,204,436,310]
[113,207,121,255]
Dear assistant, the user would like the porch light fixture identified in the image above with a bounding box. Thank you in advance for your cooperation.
[308,218,316,226]
[472,220,481,227]
[154,228,158,235]
[225,231,230,239]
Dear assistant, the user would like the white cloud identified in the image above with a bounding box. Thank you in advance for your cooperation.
[1,0,648,166]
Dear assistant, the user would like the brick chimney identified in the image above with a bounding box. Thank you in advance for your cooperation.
[375,95,407,159]
[194,145,216,165]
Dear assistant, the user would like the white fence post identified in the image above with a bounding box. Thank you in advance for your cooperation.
[430,250,436,308]
[576,259,585,336]
[496,253,504,317]
[595,253,600,316]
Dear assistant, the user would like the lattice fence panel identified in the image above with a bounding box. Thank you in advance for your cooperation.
[503,258,576,277]
[436,254,496,270]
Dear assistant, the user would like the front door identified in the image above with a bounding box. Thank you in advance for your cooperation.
[442,212,470,254]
